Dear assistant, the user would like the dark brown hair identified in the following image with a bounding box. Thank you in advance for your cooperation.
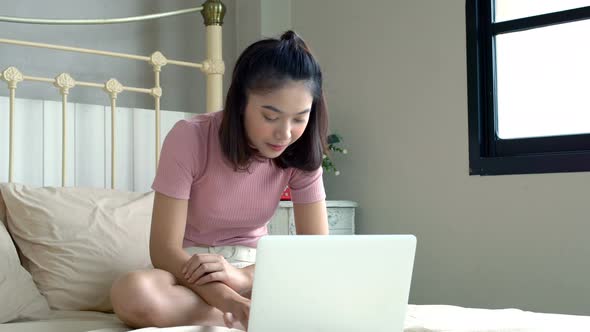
[219,30,328,171]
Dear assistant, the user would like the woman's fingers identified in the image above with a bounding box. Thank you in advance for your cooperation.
[182,254,223,278]
[182,254,221,273]
[195,271,225,285]
[188,263,223,283]
[223,312,235,329]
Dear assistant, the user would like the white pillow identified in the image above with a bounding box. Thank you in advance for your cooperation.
[1,183,154,312]
[0,187,51,323]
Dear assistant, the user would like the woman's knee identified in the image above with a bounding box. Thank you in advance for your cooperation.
[110,270,169,327]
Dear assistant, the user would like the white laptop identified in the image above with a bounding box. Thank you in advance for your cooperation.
[248,235,417,332]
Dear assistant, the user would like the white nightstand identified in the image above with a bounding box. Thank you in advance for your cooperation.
[267,200,358,235]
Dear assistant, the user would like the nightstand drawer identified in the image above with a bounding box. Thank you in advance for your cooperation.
[327,207,355,229]
[268,200,358,235]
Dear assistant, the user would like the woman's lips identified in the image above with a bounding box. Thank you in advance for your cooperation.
[267,143,287,151]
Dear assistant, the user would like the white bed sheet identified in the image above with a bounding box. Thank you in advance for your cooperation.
[132,328,238,332]
[2,305,589,332]
[404,304,590,332]
[0,310,127,332]
[0,310,241,332]
[126,305,590,332]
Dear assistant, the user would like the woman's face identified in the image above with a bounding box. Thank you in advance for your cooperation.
[243,81,314,159]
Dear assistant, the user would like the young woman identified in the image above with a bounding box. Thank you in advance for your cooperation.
[110,30,329,331]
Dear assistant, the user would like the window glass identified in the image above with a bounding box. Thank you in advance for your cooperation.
[495,20,590,139]
[495,0,590,22]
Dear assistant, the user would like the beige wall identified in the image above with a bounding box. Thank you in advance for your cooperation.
[235,0,291,53]
[292,0,590,315]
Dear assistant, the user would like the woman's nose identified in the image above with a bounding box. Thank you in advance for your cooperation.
[274,122,291,141]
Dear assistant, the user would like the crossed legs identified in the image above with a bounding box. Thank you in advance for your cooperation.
[110,269,232,329]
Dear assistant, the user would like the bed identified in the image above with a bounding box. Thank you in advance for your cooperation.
[1,1,590,332]
[0,1,231,331]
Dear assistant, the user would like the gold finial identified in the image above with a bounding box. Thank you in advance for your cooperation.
[201,0,226,26]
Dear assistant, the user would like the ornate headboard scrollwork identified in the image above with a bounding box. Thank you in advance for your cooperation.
[0,1,226,188]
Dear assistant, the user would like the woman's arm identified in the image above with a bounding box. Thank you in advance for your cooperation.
[293,200,329,235]
[149,192,247,314]
[185,200,329,297]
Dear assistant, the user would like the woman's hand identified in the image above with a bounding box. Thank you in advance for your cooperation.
[223,297,251,331]
[182,253,252,294]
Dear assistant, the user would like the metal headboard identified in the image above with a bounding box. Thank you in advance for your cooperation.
[0,0,226,188]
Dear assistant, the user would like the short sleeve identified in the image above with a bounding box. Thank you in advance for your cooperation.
[288,167,326,204]
[151,120,205,200]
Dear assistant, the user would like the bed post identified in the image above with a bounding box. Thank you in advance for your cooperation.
[201,0,226,113]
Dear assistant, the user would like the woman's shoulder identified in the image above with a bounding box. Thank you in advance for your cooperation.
[160,112,221,155]
[181,110,222,129]
[170,111,222,138]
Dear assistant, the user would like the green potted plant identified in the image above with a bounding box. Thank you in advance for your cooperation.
[322,133,348,176]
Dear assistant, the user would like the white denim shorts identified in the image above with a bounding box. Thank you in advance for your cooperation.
[184,245,256,269]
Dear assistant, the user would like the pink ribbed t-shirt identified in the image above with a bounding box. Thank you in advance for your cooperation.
[151,111,325,248]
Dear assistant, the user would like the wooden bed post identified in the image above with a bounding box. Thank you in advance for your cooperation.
[201,0,226,113]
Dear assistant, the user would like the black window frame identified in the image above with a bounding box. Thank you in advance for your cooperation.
[466,0,590,176]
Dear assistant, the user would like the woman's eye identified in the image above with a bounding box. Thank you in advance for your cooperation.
[263,115,278,122]
[294,118,307,124]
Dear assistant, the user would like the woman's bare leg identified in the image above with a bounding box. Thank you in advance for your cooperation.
[111,269,236,329]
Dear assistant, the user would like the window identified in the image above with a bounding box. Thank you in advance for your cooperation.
[466,0,590,175]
